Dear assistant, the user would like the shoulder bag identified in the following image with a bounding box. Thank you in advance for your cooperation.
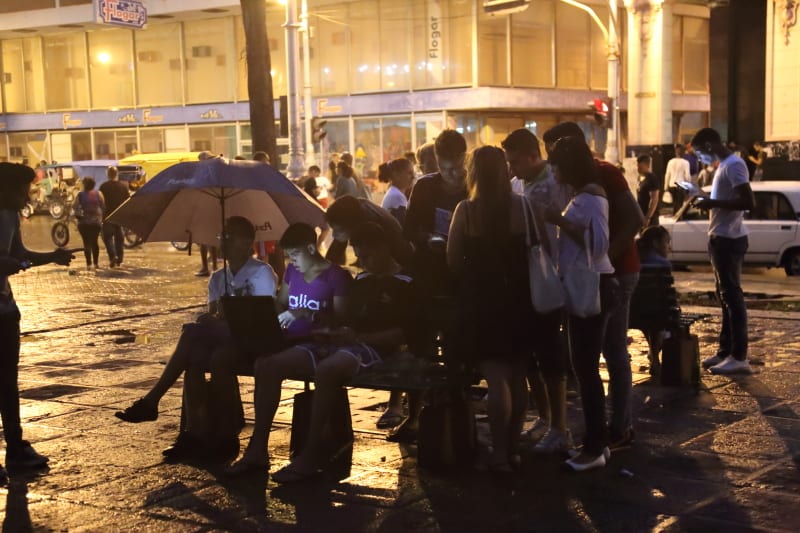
[562,216,601,318]
[521,195,565,313]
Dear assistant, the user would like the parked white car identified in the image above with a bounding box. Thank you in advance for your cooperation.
[658,181,800,275]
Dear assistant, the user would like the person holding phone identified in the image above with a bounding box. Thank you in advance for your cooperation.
[0,162,76,481]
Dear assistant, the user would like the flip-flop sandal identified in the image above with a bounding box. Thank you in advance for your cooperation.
[271,462,321,484]
[376,411,405,429]
[223,458,270,477]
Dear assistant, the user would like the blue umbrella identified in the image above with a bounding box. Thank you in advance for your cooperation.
[107,157,325,246]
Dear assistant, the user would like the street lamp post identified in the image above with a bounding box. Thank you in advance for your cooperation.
[300,0,315,167]
[284,0,305,179]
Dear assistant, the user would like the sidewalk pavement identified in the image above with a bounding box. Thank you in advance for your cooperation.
[1,242,799,532]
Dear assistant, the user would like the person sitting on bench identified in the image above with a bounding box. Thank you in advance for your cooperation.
[114,216,277,459]
[636,225,673,377]
[225,222,417,483]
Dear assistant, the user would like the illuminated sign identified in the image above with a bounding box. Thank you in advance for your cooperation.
[200,109,223,120]
[62,114,83,129]
[96,0,147,29]
[143,109,163,124]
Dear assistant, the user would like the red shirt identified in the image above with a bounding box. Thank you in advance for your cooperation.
[596,160,640,274]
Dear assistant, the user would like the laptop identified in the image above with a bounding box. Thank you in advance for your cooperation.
[221,295,285,357]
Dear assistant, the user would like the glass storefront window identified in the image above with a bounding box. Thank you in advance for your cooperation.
[310,3,349,96]
[379,1,411,91]
[189,125,237,158]
[672,15,682,92]
[682,16,709,93]
[135,22,183,106]
[140,128,166,153]
[350,1,381,93]
[412,0,473,89]
[1,37,46,113]
[381,116,412,163]
[318,119,350,169]
[93,129,138,159]
[7,132,48,164]
[414,113,444,147]
[70,131,92,161]
[353,118,380,177]
[555,2,589,89]
[446,113,479,150]
[478,8,508,86]
[184,18,237,104]
[43,33,89,110]
[88,28,134,109]
[480,116,524,147]
[589,4,609,90]
[511,0,554,87]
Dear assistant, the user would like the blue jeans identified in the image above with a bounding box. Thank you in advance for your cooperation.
[708,235,748,360]
[601,272,639,438]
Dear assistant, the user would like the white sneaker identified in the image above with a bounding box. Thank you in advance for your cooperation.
[709,356,753,375]
[702,354,725,368]
[520,418,549,442]
[533,428,573,454]
[568,446,611,461]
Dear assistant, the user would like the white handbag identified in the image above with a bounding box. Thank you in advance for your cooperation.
[521,196,565,313]
[562,221,601,318]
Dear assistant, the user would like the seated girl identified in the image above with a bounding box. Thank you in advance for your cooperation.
[636,225,673,377]
[225,222,417,483]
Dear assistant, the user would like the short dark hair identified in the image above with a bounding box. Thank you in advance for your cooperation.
[225,216,255,242]
[325,195,363,228]
[253,151,270,163]
[378,158,411,183]
[350,222,386,249]
[542,122,585,146]
[0,162,35,205]
[341,152,354,166]
[107,166,118,180]
[308,165,321,174]
[637,225,670,254]
[82,177,96,190]
[434,129,467,161]
[501,128,541,157]
[279,222,317,249]
[691,128,722,147]
[548,136,598,187]
[637,154,652,164]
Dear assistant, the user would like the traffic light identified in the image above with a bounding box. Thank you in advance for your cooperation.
[311,117,327,143]
[588,98,610,129]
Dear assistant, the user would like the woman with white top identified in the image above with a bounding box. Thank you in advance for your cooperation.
[379,158,414,225]
[545,136,614,472]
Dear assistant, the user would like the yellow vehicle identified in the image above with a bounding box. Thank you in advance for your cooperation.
[119,152,203,189]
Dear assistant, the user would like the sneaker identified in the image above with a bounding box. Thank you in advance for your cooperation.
[702,353,725,368]
[533,428,574,454]
[608,428,635,451]
[709,356,753,375]
[564,448,609,472]
[520,418,549,442]
[568,446,611,461]
[195,269,210,277]
[6,441,49,471]
[115,398,158,423]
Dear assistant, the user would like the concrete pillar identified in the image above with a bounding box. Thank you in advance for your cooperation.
[764,0,800,178]
[626,0,672,153]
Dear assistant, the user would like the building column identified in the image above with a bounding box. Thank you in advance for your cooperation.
[625,0,673,173]
[764,0,800,178]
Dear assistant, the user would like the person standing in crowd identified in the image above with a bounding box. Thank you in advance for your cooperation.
[397,130,468,442]
[636,225,673,378]
[341,152,372,201]
[665,144,692,213]
[0,162,75,481]
[99,166,130,268]
[636,154,661,227]
[501,129,572,454]
[333,160,358,200]
[545,137,614,472]
[691,127,755,375]
[748,141,767,181]
[72,177,105,271]
[447,146,537,472]
[543,122,644,452]
[415,142,438,177]
[379,158,415,225]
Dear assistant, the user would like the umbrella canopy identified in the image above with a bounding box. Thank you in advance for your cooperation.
[107,158,325,246]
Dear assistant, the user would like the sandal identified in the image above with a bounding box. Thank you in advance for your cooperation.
[376,411,405,429]
[271,462,321,484]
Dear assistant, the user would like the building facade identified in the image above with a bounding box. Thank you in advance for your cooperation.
[0,0,710,178]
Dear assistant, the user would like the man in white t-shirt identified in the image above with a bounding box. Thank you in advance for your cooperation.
[665,144,692,214]
[690,128,755,375]
[115,216,277,458]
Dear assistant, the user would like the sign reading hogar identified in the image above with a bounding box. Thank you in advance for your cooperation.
[96,0,147,29]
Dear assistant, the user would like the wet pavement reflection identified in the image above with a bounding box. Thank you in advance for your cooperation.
[0,216,798,531]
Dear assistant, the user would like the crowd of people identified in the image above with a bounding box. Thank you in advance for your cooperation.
[0,123,755,486]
